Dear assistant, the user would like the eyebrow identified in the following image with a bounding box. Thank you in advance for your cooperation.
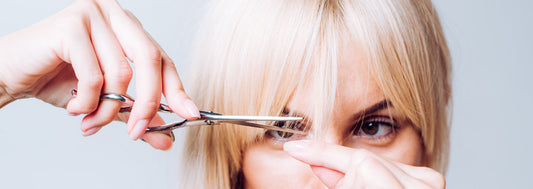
[352,100,392,120]
[282,99,391,121]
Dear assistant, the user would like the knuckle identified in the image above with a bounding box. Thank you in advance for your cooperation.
[95,0,121,9]
[143,47,163,64]
[350,149,380,174]
[163,57,177,69]
[123,9,142,25]
[79,0,99,9]
[106,64,133,85]
[414,167,445,188]
[123,9,133,16]
[359,156,380,172]
[136,100,160,117]
[426,170,445,188]
[72,0,100,16]
[84,74,104,89]
[350,149,373,163]
[117,66,133,84]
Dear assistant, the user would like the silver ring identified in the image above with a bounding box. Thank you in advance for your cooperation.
[101,93,126,102]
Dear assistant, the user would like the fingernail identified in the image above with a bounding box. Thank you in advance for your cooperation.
[130,120,148,140]
[284,140,310,155]
[184,99,200,118]
[82,127,101,137]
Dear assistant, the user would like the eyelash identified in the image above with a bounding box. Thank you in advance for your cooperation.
[352,116,400,144]
[265,120,307,141]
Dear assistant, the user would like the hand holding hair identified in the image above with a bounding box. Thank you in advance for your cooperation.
[284,140,445,189]
[0,0,200,150]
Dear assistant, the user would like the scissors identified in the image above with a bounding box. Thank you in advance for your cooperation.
[71,90,306,135]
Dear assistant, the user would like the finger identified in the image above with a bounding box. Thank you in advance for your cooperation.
[340,157,402,189]
[124,10,200,120]
[284,140,438,188]
[80,7,132,134]
[283,140,355,173]
[112,110,174,150]
[384,161,445,188]
[155,36,200,120]
[140,114,174,150]
[82,125,103,137]
[96,1,163,140]
[65,25,104,115]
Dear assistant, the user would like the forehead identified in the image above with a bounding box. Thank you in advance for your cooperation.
[287,43,385,117]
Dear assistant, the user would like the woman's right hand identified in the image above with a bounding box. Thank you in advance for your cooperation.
[0,0,200,150]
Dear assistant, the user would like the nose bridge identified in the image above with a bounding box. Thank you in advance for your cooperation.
[314,120,344,145]
[322,131,343,145]
[310,106,346,145]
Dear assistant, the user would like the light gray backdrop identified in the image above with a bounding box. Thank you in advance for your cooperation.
[0,0,531,188]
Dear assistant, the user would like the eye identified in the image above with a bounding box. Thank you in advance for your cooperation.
[266,121,306,140]
[354,116,397,138]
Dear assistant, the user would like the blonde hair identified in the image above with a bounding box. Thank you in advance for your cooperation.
[183,0,451,188]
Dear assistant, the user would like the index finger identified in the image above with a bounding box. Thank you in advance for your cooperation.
[123,10,201,121]
[102,1,200,140]
[283,140,359,173]
[96,1,173,140]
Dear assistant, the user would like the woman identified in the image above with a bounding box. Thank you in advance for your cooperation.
[183,0,450,188]
[0,0,450,188]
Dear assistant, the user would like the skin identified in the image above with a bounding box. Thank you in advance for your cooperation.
[0,0,200,150]
[242,44,445,188]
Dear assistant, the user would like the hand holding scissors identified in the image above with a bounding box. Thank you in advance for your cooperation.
[73,89,305,141]
[0,0,199,146]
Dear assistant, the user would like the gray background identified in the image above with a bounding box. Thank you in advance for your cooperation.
[0,0,531,188]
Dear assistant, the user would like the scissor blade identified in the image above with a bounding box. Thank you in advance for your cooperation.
[202,113,303,121]
[221,120,307,135]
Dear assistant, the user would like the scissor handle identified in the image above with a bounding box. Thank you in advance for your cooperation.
[71,89,173,113]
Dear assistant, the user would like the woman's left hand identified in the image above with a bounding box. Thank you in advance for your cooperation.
[283,140,445,189]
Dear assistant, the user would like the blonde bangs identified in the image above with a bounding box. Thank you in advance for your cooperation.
[342,0,451,173]
[184,0,340,188]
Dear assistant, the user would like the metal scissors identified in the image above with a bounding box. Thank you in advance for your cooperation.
[71,90,306,135]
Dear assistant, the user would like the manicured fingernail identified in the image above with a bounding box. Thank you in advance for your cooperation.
[184,99,200,118]
[284,140,310,155]
[69,112,80,116]
[130,120,148,140]
[82,127,101,137]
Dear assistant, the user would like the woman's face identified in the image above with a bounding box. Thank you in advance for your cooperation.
[242,45,423,188]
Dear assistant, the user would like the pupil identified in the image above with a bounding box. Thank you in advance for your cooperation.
[362,122,379,135]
